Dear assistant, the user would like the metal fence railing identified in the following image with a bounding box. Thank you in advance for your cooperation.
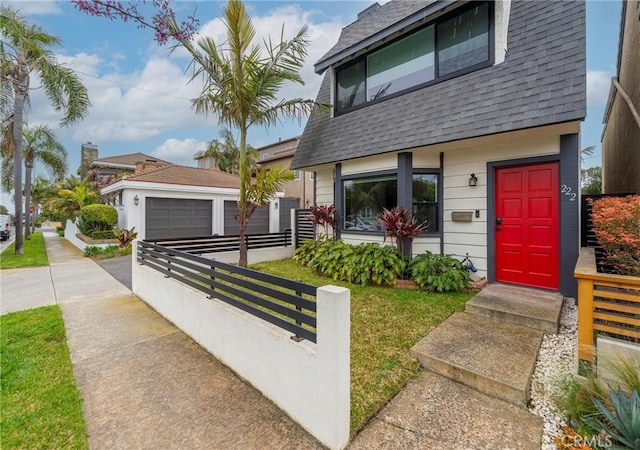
[137,241,317,342]
[295,209,315,248]
[145,230,291,255]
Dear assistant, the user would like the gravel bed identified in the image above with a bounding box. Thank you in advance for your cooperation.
[528,298,578,449]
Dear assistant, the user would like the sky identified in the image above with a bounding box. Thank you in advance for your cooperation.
[1,0,623,212]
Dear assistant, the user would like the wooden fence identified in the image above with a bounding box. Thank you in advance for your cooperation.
[574,247,640,362]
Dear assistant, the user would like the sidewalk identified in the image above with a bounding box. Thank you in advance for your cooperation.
[4,232,322,449]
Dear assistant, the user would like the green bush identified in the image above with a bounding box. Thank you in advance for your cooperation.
[35,220,42,228]
[78,204,118,236]
[300,240,404,286]
[410,252,470,292]
[90,230,115,240]
[83,246,102,257]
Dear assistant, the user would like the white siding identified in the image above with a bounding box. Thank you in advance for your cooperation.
[341,153,397,175]
[315,166,335,205]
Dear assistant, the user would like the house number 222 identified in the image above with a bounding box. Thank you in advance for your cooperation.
[561,184,577,201]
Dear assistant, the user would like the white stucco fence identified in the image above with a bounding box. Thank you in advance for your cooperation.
[64,219,116,251]
[131,243,350,450]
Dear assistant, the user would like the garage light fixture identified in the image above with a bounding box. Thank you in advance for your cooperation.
[469,174,478,187]
[134,195,139,205]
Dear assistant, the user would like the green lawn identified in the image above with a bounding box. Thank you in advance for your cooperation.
[0,232,49,269]
[1,306,88,449]
[250,259,473,433]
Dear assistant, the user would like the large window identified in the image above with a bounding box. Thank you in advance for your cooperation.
[342,173,439,233]
[335,2,491,114]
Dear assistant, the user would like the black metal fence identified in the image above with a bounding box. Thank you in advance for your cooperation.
[137,241,317,342]
[146,230,291,255]
[295,209,315,248]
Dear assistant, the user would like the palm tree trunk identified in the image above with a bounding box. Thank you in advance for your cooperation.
[238,124,248,268]
[24,159,32,240]
[12,73,27,255]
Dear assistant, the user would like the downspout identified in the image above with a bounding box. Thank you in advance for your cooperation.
[439,152,444,255]
[612,78,640,130]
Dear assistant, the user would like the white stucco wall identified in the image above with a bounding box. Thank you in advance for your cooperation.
[132,243,350,450]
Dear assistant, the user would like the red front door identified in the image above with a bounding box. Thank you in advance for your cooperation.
[495,163,559,289]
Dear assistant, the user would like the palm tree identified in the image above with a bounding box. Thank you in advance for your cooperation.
[45,182,98,227]
[29,176,55,230]
[202,128,258,175]
[169,0,324,266]
[0,5,90,254]
[1,124,68,238]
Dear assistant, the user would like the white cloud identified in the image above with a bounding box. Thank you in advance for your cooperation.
[151,138,208,166]
[587,70,612,107]
[5,0,62,15]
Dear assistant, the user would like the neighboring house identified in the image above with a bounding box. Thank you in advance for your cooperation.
[292,0,586,296]
[601,0,640,195]
[91,152,172,185]
[101,165,279,240]
[255,136,314,209]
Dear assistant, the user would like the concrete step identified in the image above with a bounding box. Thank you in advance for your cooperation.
[466,283,563,333]
[411,312,543,407]
[349,371,542,450]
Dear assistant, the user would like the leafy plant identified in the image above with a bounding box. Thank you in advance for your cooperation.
[77,204,118,236]
[90,230,115,240]
[588,387,640,449]
[590,195,640,276]
[306,204,337,240]
[294,238,322,266]
[410,252,470,292]
[114,227,138,248]
[304,240,404,286]
[83,245,102,257]
[378,207,428,258]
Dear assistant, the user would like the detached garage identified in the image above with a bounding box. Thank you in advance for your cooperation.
[101,164,281,240]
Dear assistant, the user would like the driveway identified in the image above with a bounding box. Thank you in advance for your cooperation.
[96,254,132,290]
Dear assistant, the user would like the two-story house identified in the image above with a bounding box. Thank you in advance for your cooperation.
[292,0,586,296]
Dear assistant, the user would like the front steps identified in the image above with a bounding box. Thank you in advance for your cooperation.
[465,283,563,333]
[411,312,543,406]
[411,283,563,407]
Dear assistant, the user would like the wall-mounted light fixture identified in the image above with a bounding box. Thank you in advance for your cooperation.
[469,174,478,187]
[134,195,140,206]
[274,200,279,210]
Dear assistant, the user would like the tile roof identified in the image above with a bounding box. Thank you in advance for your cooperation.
[92,152,171,167]
[292,0,586,169]
[123,165,241,189]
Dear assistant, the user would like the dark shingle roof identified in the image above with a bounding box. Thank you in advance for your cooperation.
[123,165,240,189]
[92,152,171,167]
[293,0,586,169]
[315,0,444,73]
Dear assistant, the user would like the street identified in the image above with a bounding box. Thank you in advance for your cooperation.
[0,226,15,253]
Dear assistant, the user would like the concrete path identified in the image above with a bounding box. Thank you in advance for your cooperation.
[3,232,322,449]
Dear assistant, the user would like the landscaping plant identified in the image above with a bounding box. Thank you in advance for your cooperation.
[115,227,138,248]
[305,204,337,240]
[590,195,640,276]
[77,204,117,237]
[410,252,470,292]
[378,206,428,259]
[588,387,640,449]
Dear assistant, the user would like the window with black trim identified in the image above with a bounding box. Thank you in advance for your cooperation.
[342,172,439,233]
[335,2,491,114]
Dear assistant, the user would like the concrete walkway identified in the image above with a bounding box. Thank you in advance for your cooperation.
[2,232,322,449]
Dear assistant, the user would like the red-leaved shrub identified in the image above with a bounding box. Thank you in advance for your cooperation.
[305,204,337,240]
[590,195,640,276]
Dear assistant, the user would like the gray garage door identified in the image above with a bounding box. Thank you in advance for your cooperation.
[224,200,269,235]
[146,197,212,239]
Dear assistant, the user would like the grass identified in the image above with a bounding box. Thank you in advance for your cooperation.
[250,258,473,433]
[1,306,88,449]
[0,232,49,269]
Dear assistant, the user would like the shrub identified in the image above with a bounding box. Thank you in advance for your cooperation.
[294,239,322,266]
[114,227,138,248]
[90,230,116,240]
[78,204,118,236]
[305,204,337,240]
[83,246,102,257]
[35,220,42,228]
[410,252,470,292]
[305,240,404,286]
[378,207,428,258]
[590,195,640,276]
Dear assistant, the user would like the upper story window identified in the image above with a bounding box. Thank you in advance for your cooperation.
[335,2,491,114]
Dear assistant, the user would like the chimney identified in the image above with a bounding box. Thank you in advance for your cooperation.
[357,2,380,20]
